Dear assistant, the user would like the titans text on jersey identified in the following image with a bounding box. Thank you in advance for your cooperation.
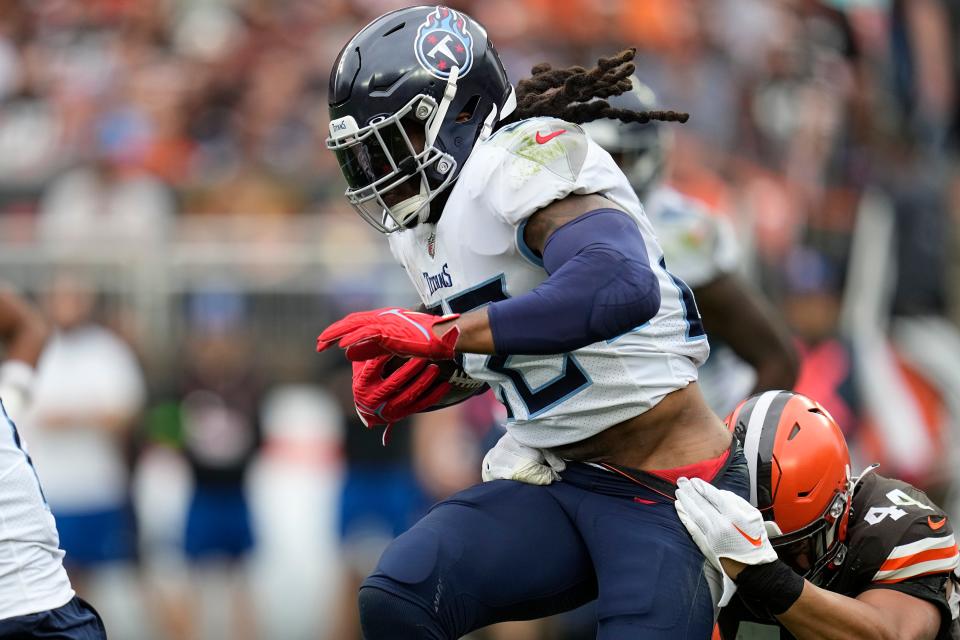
[422,263,454,295]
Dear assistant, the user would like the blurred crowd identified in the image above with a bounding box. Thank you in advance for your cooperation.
[0,0,959,638]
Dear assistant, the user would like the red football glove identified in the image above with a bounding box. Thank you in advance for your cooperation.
[317,307,460,361]
[352,354,452,445]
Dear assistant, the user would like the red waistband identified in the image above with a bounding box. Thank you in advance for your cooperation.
[646,448,731,485]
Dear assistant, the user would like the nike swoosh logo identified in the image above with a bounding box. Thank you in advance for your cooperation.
[535,129,566,144]
[929,516,948,531]
[733,523,763,547]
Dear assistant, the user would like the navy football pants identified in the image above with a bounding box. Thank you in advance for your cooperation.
[360,446,749,639]
[0,597,106,639]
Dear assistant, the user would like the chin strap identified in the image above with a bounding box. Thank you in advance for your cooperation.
[479,86,518,143]
[425,66,460,148]
[500,85,517,121]
[411,72,514,226]
[478,104,498,143]
[408,66,460,226]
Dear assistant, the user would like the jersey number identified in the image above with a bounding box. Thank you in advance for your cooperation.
[864,489,933,525]
[660,257,704,340]
[442,275,590,418]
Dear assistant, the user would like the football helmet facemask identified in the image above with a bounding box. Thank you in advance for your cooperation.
[727,390,853,587]
[581,76,668,199]
[327,5,516,233]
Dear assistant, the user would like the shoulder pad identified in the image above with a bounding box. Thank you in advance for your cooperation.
[464,117,634,227]
[487,118,589,182]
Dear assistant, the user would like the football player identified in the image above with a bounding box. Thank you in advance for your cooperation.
[675,390,958,640]
[582,78,798,416]
[318,6,747,639]
[0,283,106,638]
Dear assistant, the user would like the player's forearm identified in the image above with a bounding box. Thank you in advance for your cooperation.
[0,288,49,367]
[775,582,921,640]
[437,308,496,354]
[0,289,48,417]
[722,557,937,640]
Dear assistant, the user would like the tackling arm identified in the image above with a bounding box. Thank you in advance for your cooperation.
[694,273,798,394]
[0,283,50,419]
[0,284,49,367]
[756,575,941,640]
[676,477,945,640]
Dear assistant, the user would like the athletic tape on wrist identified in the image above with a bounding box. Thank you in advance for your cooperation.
[734,559,805,615]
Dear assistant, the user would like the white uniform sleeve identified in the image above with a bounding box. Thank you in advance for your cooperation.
[466,118,635,228]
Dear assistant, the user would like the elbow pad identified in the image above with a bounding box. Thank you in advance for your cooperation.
[488,209,661,355]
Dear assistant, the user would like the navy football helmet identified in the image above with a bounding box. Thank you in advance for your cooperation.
[327,6,515,233]
[582,77,668,199]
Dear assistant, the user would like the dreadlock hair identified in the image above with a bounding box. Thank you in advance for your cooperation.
[498,48,688,129]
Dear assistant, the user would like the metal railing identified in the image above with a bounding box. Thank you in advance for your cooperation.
[0,215,410,378]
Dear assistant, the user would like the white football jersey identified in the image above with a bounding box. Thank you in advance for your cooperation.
[644,186,755,416]
[0,400,73,620]
[644,186,738,290]
[388,117,709,448]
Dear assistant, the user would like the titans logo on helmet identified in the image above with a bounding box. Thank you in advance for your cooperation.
[415,6,473,79]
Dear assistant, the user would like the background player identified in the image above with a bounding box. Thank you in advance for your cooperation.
[675,390,958,640]
[0,285,48,423]
[583,78,798,416]
[318,6,746,639]
[0,282,106,638]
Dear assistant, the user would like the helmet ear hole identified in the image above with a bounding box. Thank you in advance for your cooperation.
[457,95,481,123]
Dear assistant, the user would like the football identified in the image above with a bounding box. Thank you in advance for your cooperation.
[383,356,488,409]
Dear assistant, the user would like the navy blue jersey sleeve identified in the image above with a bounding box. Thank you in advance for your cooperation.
[487,209,660,355]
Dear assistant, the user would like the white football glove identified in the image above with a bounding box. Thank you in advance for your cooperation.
[482,431,565,485]
[675,476,779,607]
